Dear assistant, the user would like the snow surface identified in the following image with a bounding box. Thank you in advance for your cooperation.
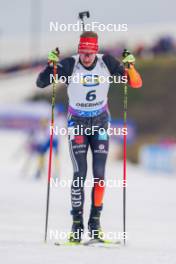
[0,70,176,263]
[0,130,176,264]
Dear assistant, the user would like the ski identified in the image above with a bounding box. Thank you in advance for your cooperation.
[83,239,121,248]
[55,239,121,248]
[54,241,82,247]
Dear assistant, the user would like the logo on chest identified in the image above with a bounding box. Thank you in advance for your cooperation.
[81,74,100,87]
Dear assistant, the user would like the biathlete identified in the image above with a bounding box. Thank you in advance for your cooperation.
[36,31,142,242]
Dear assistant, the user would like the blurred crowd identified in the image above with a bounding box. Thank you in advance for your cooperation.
[104,35,176,58]
[0,35,175,76]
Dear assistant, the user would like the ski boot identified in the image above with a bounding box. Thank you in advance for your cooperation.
[88,209,104,240]
[69,211,84,243]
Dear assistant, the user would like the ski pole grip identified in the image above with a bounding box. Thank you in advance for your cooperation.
[53,47,59,78]
[122,49,131,69]
[55,47,60,60]
[122,49,130,58]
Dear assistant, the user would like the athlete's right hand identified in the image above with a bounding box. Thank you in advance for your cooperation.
[48,49,59,64]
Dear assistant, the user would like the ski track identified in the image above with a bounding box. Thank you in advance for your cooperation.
[0,131,176,264]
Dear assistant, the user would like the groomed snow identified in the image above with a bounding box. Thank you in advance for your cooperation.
[0,130,176,264]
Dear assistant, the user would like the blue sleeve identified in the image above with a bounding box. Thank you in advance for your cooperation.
[102,54,125,76]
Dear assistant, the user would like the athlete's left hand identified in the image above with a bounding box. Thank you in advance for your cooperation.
[122,49,135,67]
[122,54,135,65]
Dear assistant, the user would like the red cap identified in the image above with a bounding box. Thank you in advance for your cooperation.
[78,37,98,54]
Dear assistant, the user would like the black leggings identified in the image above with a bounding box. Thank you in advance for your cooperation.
[68,111,109,215]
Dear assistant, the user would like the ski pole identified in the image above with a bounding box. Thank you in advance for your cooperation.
[44,48,59,242]
[123,83,128,245]
[122,49,130,246]
[122,49,142,245]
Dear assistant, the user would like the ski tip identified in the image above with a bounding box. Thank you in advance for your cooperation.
[104,239,121,245]
[54,241,81,246]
